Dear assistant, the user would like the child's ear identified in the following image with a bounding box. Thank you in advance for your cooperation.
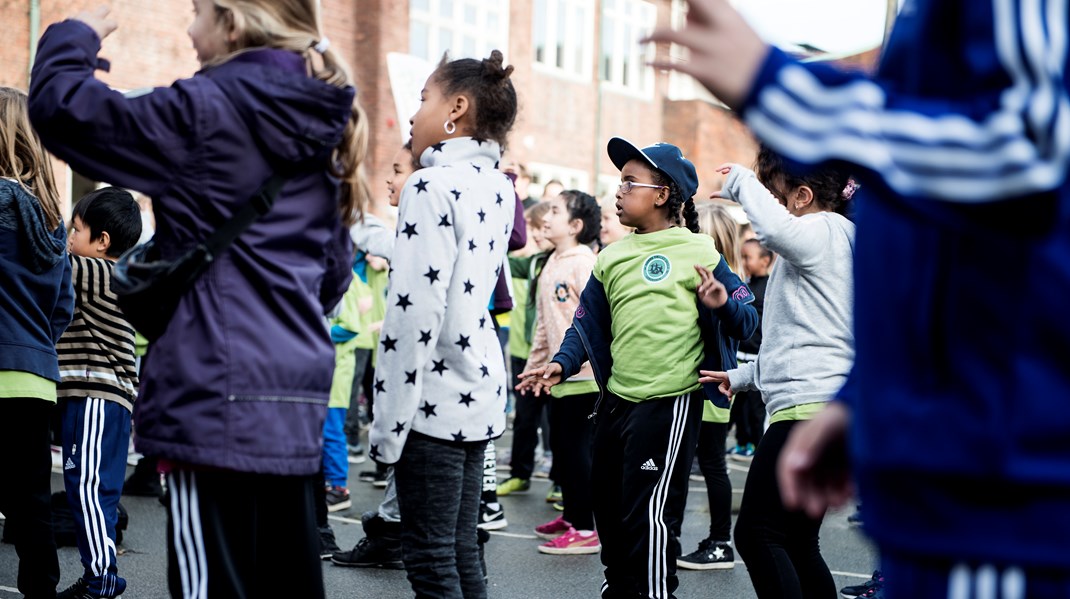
[793,185,814,209]
[97,230,111,255]
[449,94,471,125]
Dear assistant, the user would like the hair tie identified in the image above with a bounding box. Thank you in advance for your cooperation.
[313,37,330,54]
[842,179,860,200]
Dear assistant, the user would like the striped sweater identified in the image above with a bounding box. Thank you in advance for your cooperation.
[57,255,138,411]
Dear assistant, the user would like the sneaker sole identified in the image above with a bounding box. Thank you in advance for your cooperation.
[330,558,405,569]
[327,499,352,513]
[477,518,508,531]
[373,480,388,488]
[688,474,705,482]
[537,544,601,555]
[676,559,735,570]
[347,456,367,464]
[534,530,569,540]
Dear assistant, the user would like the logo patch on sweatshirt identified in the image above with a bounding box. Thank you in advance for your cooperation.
[554,282,570,302]
[642,254,671,283]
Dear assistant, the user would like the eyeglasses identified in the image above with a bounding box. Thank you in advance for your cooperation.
[617,181,668,195]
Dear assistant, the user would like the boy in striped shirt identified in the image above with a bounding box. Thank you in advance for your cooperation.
[57,187,141,599]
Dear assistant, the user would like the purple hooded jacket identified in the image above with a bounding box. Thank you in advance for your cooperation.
[29,21,354,475]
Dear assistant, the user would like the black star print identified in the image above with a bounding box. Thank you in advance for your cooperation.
[459,392,475,407]
[438,213,452,227]
[374,378,386,394]
[497,385,503,397]
[472,163,482,173]
[477,208,486,223]
[369,444,381,460]
[414,179,429,193]
[382,335,398,352]
[405,370,417,385]
[418,401,438,419]
[479,364,489,378]
[392,421,406,437]
[451,189,462,201]
[463,279,475,295]
[396,294,412,311]
[494,161,500,169]
[453,430,467,442]
[489,238,495,251]
[495,193,504,206]
[486,425,495,438]
[424,266,440,284]
[473,137,487,146]
[418,330,432,345]
[479,315,487,329]
[468,239,477,252]
[456,335,471,351]
[431,142,445,153]
[431,359,449,375]
[402,222,418,239]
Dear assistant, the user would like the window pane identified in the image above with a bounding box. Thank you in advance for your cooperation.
[410,20,430,60]
[439,0,453,18]
[411,0,429,12]
[555,0,566,68]
[438,26,454,55]
[463,35,477,58]
[464,3,478,25]
[533,0,546,63]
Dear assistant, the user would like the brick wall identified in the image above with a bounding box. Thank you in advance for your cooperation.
[662,100,758,200]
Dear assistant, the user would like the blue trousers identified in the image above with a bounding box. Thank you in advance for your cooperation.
[882,551,1070,599]
[60,396,131,598]
[322,407,348,488]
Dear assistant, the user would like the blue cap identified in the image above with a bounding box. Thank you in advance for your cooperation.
[607,137,698,199]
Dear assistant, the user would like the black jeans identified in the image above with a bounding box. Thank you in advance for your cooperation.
[165,469,324,599]
[0,397,60,599]
[508,378,550,480]
[730,389,765,447]
[694,421,732,541]
[343,348,372,446]
[734,420,835,599]
[395,432,487,599]
[549,393,597,530]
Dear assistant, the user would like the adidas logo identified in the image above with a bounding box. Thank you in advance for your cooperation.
[64,457,75,471]
[640,459,658,471]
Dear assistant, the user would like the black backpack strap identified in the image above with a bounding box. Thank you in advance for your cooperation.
[202,173,288,260]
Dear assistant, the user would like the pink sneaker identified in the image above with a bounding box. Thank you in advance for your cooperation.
[534,515,572,540]
[537,528,601,555]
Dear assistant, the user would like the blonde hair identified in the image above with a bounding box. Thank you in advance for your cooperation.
[696,203,742,275]
[0,87,61,230]
[210,0,369,225]
[525,200,552,228]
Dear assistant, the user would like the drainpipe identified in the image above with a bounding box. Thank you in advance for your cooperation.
[28,0,41,83]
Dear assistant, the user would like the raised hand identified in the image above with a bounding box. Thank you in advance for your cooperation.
[516,362,563,397]
[694,264,728,309]
[73,6,119,41]
[642,0,767,110]
[778,402,854,518]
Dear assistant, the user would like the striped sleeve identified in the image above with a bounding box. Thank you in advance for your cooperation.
[741,0,1070,203]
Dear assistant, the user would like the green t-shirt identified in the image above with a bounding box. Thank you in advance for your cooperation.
[367,266,389,367]
[509,276,531,359]
[769,401,826,424]
[0,370,57,402]
[703,401,730,423]
[594,228,719,403]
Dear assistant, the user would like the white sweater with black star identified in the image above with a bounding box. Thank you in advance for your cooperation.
[368,137,514,464]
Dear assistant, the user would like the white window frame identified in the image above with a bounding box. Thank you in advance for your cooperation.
[528,162,592,197]
[599,0,657,99]
[409,0,510,63]
[532,0,596,82]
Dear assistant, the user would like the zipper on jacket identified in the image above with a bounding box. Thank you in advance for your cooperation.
[572,321,606,423]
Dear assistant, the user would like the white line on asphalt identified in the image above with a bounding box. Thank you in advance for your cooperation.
[727,463,750,473]
[328,515,363,525]
[830,570,873,579]
[488,531,539,540]
[0,585,20,595]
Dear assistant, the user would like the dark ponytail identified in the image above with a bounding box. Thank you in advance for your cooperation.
[755,145,851,216]
[434,50,518,147]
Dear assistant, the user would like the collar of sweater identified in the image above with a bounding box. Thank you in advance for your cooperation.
[419,136,502,170]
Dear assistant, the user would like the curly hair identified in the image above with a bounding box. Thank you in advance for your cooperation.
[434,50,518,148]
[755,145,851,216]
[650,170,700,233]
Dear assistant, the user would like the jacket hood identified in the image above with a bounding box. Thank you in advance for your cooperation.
[0,178,66,273]
[202,49,355,168]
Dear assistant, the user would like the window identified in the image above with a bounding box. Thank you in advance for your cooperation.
[533,0,595,80]
[600,0,657,97]
[409,0,510,62]
[666,0,722,104]
[529,162,591,197]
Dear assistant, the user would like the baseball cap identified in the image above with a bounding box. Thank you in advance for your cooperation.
[607,137,698,199]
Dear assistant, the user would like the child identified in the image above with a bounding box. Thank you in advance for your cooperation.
[730,237,773,458]
[0,86,72,599]
[519,138,757,598]
[699,147,855,598]
[525,190,602,556]
[29,2,367,596]
[498,200,553,497]
[677,201,745,571]
[598,197,632,249]
[56,187,142,599]
[367,50,518,596]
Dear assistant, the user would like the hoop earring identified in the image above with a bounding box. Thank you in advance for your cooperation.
[444,120,456,135]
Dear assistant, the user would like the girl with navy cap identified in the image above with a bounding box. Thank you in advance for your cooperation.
[519,138,758,599]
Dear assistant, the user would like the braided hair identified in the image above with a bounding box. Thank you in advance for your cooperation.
[650,170,700,233]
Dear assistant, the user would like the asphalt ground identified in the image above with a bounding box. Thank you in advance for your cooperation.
[1,428,879,598]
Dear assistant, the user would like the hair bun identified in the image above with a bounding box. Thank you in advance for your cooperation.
[482,50,515,82]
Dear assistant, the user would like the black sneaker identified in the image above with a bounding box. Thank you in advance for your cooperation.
[477,528,490,583]
[122,459,163,497]
[325,486,352,513]
[57,577,124,599]
[357,469,389,488]
[319,525,341,560]
[331,536,404,569]
[477,502,507,531]
[676,538,735,570]
[841,570,884,598]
